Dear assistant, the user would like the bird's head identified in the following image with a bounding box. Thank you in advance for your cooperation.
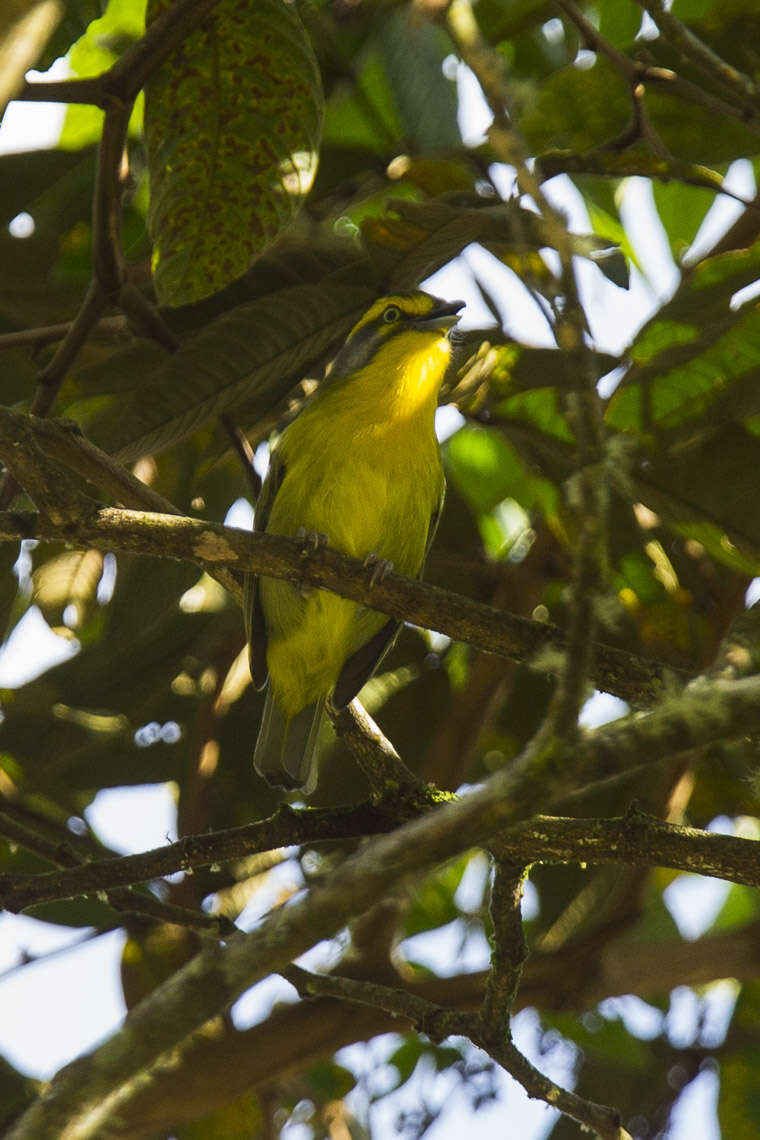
[329,291,465,383]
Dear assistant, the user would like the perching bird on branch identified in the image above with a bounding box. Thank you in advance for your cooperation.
[246,290,464,792]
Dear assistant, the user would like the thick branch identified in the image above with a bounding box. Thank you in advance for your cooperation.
[3,805,759,913]
[8,730,735,1139]
[480,861,528,1039]
[0,503,678,706]
[61,919,760,1140]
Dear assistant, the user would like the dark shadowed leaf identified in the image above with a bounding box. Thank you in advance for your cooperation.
[377,8,460,152]
[66,281,375,460]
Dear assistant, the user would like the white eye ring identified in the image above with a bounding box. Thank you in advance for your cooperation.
[382,305,402,324]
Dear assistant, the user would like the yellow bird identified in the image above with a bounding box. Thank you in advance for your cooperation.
[246,290,464,791]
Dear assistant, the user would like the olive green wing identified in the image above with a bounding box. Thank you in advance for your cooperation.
[332,485,445,709]
[244,448,286,690]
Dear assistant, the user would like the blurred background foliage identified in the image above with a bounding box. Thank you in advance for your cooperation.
[2,0,760,1137]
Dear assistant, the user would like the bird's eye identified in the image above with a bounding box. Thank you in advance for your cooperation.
[382,305,401,324]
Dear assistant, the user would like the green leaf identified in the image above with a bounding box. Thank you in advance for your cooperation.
[403,855,471,938]
[635,427,760,570]
[0,148,96,229]
[60,0,146,148]
[362,197,613,294]
[520,57,631,155]
[0,1053,37,1131]
[521,55,760,165]
[547,1010,654,1071]
[597,0,642,46]
[608,248,760,435]
[306,1060,357,1100]
[475,0,556,49]
[718,981,760,1139]
[0,541,23,645]
[145,0,324,305]
[176,1091,262,1140]
[652,180,715,261]
[322,47,402,155]
[0,2,65,115]
[446,425,525,516]
[387,1036,426,1086]
[37,0,108,70]
[708,880,760,933]
[32,548,104,629]
[377,8,460,152]
[445,422,560,533]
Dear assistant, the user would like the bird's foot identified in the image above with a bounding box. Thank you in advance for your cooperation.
[295,527,328,597]
[295,526,328,553]
[363,552,394,587]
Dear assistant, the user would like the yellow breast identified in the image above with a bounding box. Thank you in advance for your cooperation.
[260,328,450,715]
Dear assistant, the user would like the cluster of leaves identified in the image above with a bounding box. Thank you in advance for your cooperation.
[2,0,760,1138]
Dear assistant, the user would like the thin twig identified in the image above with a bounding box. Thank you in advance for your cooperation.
[91,103,130,297]
[330,699,430,795]
[219,413,262,500]
[0,801,232,934]
[556,0,760,132]
[535,149,753,208]
[0,316,129,352]
[0,801,397,911]
[16,0,225,108]
[283,965,626,1139]
[636,0,759,107]
[481,1030,628,1139]
[555,0,669,156]
[118,284,178,350]
[30,279,107,416]
[447,0,609,743]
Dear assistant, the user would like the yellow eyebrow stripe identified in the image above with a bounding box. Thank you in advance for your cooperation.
[347,292,437,338]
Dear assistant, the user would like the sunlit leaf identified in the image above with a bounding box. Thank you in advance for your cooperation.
[145,0,324,304]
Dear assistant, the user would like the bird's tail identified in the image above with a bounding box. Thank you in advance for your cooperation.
[253,690,325,794]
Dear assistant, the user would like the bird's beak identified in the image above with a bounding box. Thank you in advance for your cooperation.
[414,298,465,333]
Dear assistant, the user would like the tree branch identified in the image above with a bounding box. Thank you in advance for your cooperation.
[283,966,627,1139]
[3,804,759,913]
[447,0,610,749]
[0,316,129,352]
[0,801,233,935]
[0,409,242,598]
[57,917,760,1140]
[9,723,748,1139]
[16,0,225,108]
[330,699,430,794]
[480,861,528,1040]
[0,499,679,705]
[636,0,760,108]
[0,0,227,511]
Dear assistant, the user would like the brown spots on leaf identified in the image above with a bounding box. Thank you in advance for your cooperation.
[145,0,324,306]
